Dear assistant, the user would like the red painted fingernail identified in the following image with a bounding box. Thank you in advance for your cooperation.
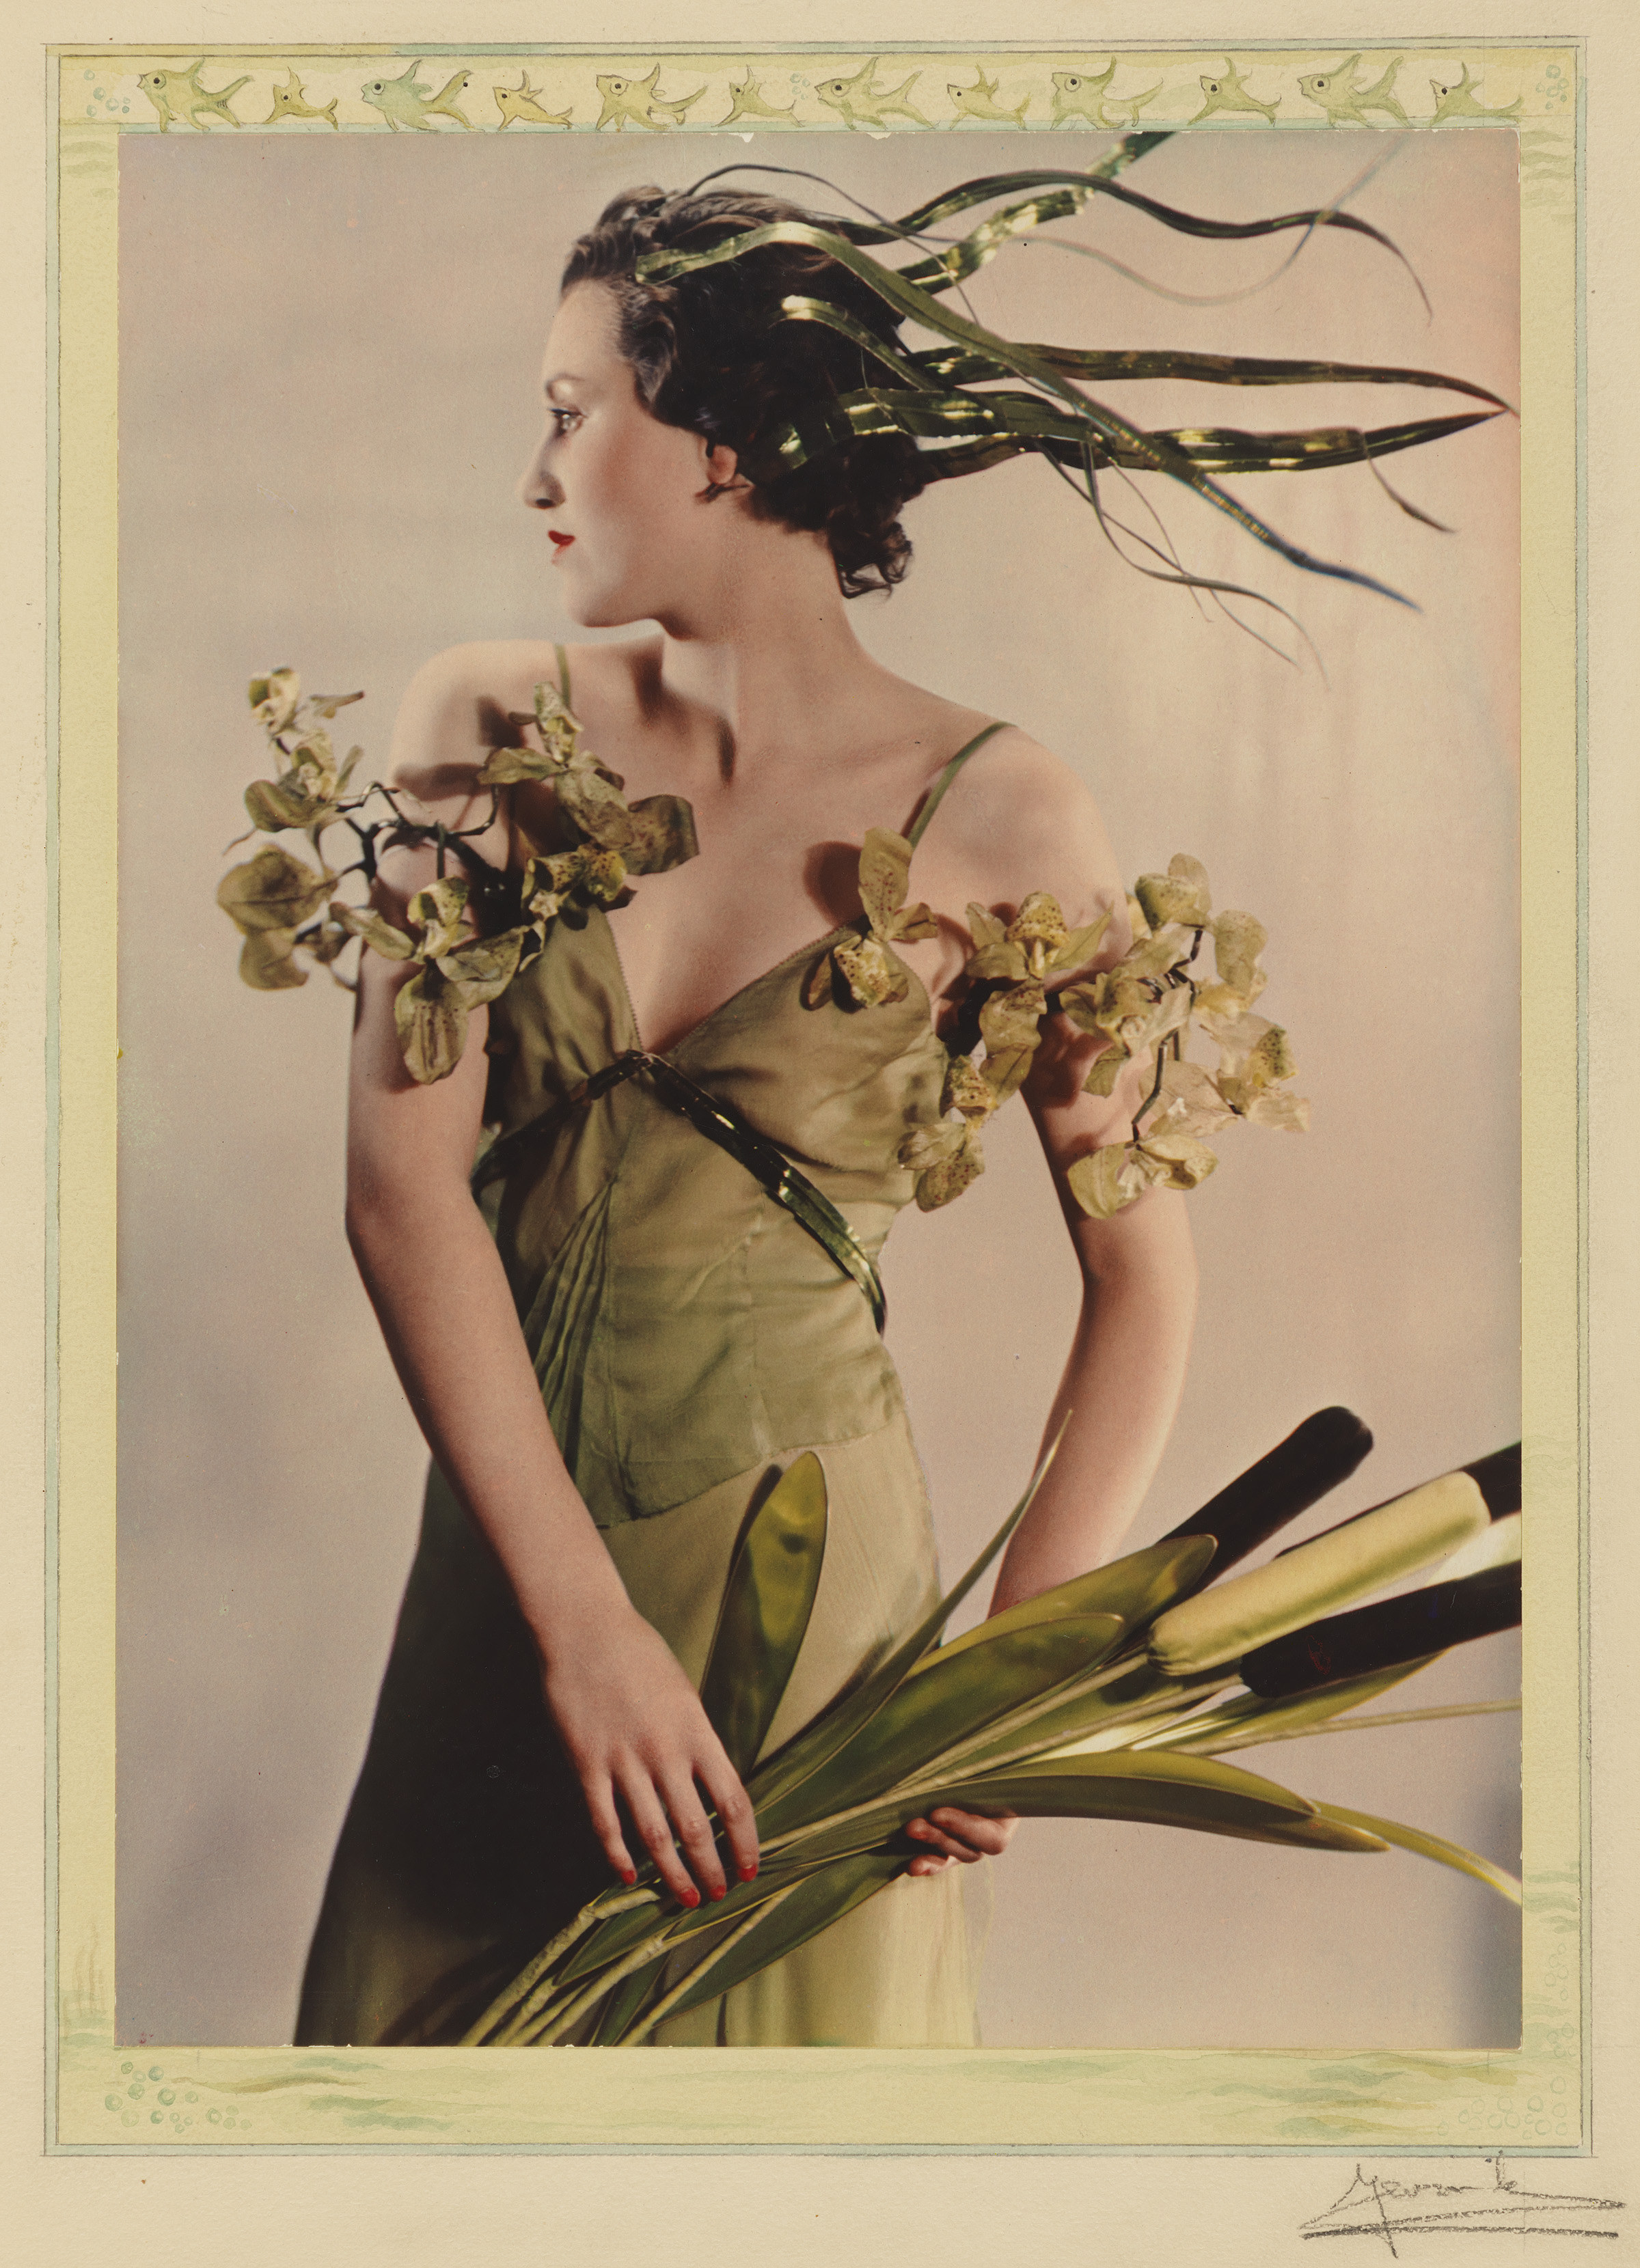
[619,1868,636,1886]
[681,1887,700,1909]
[710,1885,726,1902]
[739,1863,758,1881]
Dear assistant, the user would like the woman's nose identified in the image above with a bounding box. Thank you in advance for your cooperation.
[519,443,564,512]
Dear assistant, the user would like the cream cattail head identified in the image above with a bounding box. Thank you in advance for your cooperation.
[1147,1471,1490,1680]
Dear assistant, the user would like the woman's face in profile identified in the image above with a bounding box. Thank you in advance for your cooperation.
[521,281,730,631]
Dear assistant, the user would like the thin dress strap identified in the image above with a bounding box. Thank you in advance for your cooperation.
[554,641,572,709]
[904,721,1009,849]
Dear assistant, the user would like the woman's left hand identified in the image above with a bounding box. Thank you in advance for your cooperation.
[903,1806,1018,1876]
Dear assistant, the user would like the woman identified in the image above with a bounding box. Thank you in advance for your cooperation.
[292,182,1198,2049]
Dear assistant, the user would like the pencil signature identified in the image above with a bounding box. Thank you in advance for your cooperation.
[1301,2155,1624,2253]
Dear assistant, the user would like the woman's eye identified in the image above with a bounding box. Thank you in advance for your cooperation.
[551,407,582,434]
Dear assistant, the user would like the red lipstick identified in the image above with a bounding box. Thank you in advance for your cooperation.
[548,531,574,555]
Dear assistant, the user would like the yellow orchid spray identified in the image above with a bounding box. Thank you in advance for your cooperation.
[900,890,1111,1209]
[215,669,698,1082]
[1058,853,1309,1219]
[897,851,1308,1218]
[804,825,941,1010]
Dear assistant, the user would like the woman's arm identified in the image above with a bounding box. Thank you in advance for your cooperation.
[342,652,758,1909]
[992,1057,1199,1613]
[903,1189,1195,1875]
[912,725,1199,1594]
[902,736,1199,1872]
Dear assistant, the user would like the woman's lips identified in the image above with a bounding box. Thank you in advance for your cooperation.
[548,531,575,557]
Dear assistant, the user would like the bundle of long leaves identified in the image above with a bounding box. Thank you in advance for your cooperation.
[466,1409,1522,2047]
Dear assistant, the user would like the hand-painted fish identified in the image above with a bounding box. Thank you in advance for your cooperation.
[493,70,572,128]
[1298,55,1408,126]
[1099,81,1164,128]
[359,60,475,132]
[812,57,931,130]
[717,68,796,126]
[136,61,250,133]
[1049,64,1117,126]
[262,68,340,129]
[948,66,1030,126]
[1430,64,1522,123]
[1192,59,1281,124]
[594,65,705,130]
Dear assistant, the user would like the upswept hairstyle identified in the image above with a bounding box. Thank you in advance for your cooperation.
[560,186,927,598]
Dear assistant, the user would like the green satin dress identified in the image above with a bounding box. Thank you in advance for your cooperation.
[294,712,1006,2050]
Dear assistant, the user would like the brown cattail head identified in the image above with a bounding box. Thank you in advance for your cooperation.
[1159,1407,1374,1580]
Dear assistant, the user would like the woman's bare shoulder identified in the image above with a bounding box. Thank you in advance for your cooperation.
[405,637,564,700]
[383,637,644,809]
[928,723,1126,930]
[387,640,560,795]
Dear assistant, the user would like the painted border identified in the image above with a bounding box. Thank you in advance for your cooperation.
[50,38,1579,2151]
[57,42,1574,133]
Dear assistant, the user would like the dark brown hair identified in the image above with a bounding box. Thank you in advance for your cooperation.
[560,185,927,597]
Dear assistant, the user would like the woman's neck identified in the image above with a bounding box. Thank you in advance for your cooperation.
[638,527,894,775]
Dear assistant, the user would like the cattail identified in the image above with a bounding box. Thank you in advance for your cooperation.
[1147,1471,1489,1678]
[1158,1407,1374,1578]
[1463,1443,1522,1519]
[1275,1440,1521,1558]
[1440,1510,1521,1582]
[1241,1564,1522,1699]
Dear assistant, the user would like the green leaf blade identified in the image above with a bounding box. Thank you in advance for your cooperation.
[743,1438,1063,1817]
[755,1612,1125,1842]
[918,1536,1217,1677]
[1143,1659,1438,1754]
[778,1750,1380,1869]
[699,1452,829,1780]
[1309,1801,1522,1905]
[630,1854,906,2037]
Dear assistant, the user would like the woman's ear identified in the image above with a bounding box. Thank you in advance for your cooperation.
[699,439,751,501]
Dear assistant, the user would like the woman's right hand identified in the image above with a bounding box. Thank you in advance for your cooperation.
[341,833,758,1916]
[538,1600,761,1909]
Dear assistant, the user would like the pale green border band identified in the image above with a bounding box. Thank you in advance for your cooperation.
[57,42,1575,134]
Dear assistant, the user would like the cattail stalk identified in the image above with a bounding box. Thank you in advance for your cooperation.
[1147,1471,1489,1677]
